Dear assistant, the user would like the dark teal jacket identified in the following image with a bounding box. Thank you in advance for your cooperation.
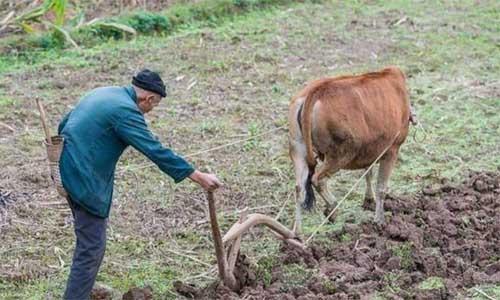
[58,85,195,218]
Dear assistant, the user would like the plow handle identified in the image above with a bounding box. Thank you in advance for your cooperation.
[207,191,238,291]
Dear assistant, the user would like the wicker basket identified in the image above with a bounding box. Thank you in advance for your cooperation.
[44,136,68,198]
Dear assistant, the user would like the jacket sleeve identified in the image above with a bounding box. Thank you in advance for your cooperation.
[114,110,195,183]
[58,110,72,134]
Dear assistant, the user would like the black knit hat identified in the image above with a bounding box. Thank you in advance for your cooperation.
[132,69,167,97]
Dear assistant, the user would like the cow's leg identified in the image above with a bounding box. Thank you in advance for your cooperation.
[374,148,398,225]
[311,155,352,220]
[313,178,336,209]
[289,139,309,235]
[362,168,375,210]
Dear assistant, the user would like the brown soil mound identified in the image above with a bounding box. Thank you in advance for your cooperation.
[90,286,113,300]
[172,171,500,299]
[174,254,259,299]
[122,286,153,300]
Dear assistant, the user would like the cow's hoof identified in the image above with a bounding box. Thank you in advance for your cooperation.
[362,197,375,211]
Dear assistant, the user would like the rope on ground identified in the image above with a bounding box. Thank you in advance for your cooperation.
[412,120,428,144]
[275,191,292,221]
[305,130,401,246]
[163,248,212,268]
[116,125,287,175]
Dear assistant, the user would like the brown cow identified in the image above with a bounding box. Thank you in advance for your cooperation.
[288,66,412,233]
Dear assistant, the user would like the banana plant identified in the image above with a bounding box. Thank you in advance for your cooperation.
[3,0,136,49]
[14,0,67,33]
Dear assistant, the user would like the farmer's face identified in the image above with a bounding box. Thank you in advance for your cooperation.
[138,93,162,114]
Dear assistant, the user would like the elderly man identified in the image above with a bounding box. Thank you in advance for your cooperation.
[58,69,221,299]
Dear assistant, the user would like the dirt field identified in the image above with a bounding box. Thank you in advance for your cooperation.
[171,171,500,299]
[0,0,499,299]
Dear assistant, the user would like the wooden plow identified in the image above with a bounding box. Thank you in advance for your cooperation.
[206,191,304,292]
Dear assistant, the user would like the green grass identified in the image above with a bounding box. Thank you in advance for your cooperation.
[419,276,445,290]
[0,0,499,299]
[390,243,414,271]
[255,254,277,287]
[281,263,315,291]
[0,96,15,107]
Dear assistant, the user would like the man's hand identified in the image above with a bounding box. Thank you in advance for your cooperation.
[189,170,223,191]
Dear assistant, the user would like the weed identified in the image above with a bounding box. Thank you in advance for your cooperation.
[122,12,172,34]
[383,272,402,294]
[340,233,352,242]
[321,278,336,294]
[391,243,414,271]
[0,96,15,107]
[256,255,276,287]
[419,276,445,290]
[243,121,261,151]
[281,263,314,291]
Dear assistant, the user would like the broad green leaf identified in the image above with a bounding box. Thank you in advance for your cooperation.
[88,21,137,35]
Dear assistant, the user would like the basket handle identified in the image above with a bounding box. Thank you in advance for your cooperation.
[35,98,52,144]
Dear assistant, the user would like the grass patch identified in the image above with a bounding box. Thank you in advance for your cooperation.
[390,243,414,271]
[419,276,445,290]
[256,255,277,287]
[383,272,402,295]
[99,262,177,296]
[0,96,15,107]
[281,263,314,291]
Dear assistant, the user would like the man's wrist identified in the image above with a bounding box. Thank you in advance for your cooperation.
[189,170,201,182]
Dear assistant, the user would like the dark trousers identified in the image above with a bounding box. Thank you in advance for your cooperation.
[64,199,107,300]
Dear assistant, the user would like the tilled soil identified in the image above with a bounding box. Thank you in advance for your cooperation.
[173,172,500,299]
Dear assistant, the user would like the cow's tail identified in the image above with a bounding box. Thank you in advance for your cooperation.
[300,90,319,210]
[303,168,315,210]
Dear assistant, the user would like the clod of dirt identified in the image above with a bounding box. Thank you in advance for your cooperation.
[122,286,153,300]
[173,255,257,299]
[233,254,257,288]
[280,242,317,267]
[173,281,199,298]
[90,285,113,300]
[384,256,401,271]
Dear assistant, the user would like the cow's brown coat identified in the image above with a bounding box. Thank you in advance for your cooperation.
[288,66,412,232]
